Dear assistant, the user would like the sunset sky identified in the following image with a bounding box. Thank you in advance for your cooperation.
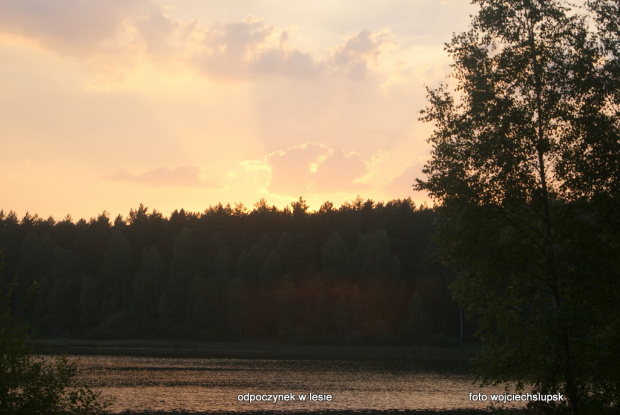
[1,0,477,221]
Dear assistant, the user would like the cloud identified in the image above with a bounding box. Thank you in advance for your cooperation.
[253,48,320,78]
[383,162,429,202]
[109,165,216,188]
[310,149,369,193]
[190,16,320,80]
[329,29,396,80]
[265,143,327,195]
[134,11,178,57]
[0,0,153,55]
[239,143,370,197]
[0,2,404,85]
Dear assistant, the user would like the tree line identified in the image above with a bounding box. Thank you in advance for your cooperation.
[0,197,466,345]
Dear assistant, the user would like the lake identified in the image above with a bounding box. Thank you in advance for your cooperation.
[68,355,521,413]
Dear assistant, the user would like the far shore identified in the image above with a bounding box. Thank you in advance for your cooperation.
[34,338,480,364]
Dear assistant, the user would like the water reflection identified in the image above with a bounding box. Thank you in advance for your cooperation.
[69,356,520,413]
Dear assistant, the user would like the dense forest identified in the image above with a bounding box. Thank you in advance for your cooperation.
[0,197,467,346]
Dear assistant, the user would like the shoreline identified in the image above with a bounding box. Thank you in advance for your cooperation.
[34,339,480,363]
[111,410,523,415]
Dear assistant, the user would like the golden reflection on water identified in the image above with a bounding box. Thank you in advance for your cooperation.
[66,356,524,413]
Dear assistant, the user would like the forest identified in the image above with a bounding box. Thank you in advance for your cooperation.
[0,197,466,346]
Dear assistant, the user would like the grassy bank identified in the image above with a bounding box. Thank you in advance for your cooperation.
[35,338,479,363]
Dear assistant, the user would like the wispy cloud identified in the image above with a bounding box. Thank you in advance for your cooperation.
[0,1,420,87]
[0,0,154,55]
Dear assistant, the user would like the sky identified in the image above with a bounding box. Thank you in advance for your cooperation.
[0,0,477,221]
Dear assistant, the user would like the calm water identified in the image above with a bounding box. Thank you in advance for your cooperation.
[67,355,521,413]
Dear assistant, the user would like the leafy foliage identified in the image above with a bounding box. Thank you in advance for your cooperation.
[415,0,620,413]
[0,274,105,415]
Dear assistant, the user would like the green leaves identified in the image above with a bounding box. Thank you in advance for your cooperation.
[1,271,105,415]
[0,315,106,415]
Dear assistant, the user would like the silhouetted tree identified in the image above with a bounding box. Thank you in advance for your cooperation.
[131,246,165,323]
[321,232,348,277]
[415,0,620,412]
[99,230,131,312]
[226,278,248,340]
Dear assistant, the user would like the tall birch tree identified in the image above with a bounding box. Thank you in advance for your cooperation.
[415,1,620,413]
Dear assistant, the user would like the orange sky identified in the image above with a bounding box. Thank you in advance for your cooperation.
[0,0,476,220]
